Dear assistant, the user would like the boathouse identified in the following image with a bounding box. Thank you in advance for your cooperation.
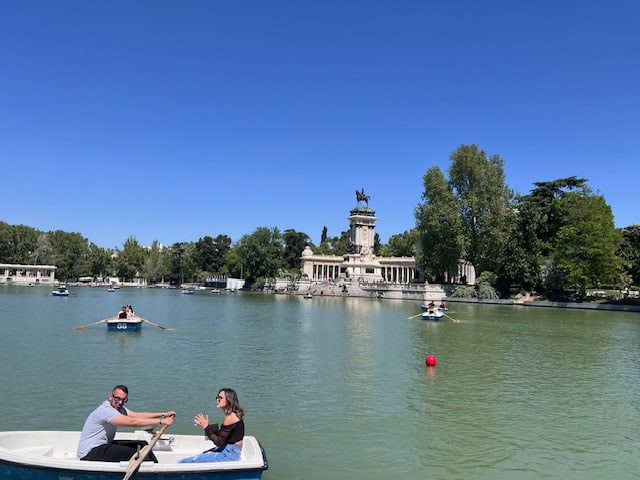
[0,263,57,285]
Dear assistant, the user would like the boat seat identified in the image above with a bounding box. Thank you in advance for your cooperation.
[15,445,55,457]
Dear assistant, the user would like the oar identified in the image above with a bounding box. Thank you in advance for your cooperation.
[72,317,112,330]
[407,312,423,320]
[123,423,170,480]
[139,317,171,331]
[442,312,459,324]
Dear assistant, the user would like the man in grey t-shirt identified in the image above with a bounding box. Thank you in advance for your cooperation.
[77,384,175,461]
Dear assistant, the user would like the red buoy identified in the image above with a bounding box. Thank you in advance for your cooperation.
[425,355,437,366]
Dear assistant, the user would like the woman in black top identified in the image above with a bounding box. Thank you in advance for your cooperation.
[179,388,245,463]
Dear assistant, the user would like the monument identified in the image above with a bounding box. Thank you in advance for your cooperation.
[300,189,420,290]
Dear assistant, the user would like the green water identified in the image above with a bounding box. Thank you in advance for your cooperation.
[1,286,639,479]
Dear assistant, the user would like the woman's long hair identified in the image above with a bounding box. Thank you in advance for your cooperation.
[219,388,244,419]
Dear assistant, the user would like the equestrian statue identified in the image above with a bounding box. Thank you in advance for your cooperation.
[355,188,370,207]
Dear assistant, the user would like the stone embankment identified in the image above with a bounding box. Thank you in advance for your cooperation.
[445,297,640,313]
[289,279,446,301]
[282,282,640,312]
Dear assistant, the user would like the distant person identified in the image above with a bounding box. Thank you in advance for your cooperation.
[179,388,245,463]
[117,307,128,319]
[126,305,135,316]
[77,385,175,462]
[439,301,446,309]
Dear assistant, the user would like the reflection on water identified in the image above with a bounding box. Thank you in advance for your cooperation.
[1,287,639,479]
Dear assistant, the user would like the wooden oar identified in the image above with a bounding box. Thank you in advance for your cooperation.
[139,317,171,331]
[442,312,459,323]
[123,423,170,480]
[72,317,112,330]
[407,312,423,320]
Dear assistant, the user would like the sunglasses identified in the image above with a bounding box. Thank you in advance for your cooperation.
[112,396,128,404]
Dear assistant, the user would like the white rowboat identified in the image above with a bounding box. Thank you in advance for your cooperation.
[0,430,268,479]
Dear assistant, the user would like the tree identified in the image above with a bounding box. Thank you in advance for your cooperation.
[194,236,217,273]
[48,230,91,280]
[373,232,382,255]
[193,235,232,275]
[114,236,145,281]
[166,242,196,284]
[522,176,588,256]
[380,229,419,258]
[619,225,640,285]
[448,144,513,275]
[31,233,55,265]
[235,227,284,286]
[551,192,622,295]
[283,229,311,270]
[314,230,349,256]
[212,235,232,273]
[415,166,464,282]
[143,240,168,284]
[495,199,543,295]
[0,223,109,280]
[224,248,243,278]
[0,223,39,264]
[0,222,11,262]
[331,231,350,256]
[88,242,113,278]
[320,226,328,244]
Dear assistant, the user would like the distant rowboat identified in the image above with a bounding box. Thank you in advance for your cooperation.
[422,310,444,321]
[421,304,447,313]
[51,285,69,296]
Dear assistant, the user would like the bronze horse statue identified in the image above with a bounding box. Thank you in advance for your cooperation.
[355,188,370,207]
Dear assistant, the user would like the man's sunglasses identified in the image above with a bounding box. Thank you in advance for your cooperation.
[112,396,128,404]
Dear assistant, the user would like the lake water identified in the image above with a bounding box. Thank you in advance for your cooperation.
[1,285,639,479]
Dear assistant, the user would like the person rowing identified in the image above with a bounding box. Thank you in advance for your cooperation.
[77,385,175,462]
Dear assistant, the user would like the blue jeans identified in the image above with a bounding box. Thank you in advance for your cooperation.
[179,444,242,463]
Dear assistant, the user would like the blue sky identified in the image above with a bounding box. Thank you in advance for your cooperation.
[1,1,638,249]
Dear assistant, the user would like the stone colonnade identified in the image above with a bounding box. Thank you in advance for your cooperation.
[301,250,419,285]
[380,265,416,284]
[312,262,341,281]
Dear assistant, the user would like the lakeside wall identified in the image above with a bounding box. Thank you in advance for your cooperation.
[445,297,640,313]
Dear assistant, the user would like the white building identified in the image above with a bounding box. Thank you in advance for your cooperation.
[0,264,57,285]
[299,191,475,294]
[301,195,421,285]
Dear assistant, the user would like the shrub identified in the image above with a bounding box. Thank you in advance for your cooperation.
[451,285,476,298]
[477,284,498,299]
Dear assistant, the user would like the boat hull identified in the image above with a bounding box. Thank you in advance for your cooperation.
[107,318,143,332]
[0,431,267,480]
[421,313,444,321]
[0,463,265,480]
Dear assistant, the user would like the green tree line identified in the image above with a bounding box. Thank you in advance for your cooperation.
[2,144,638,296]
[415,144,639,299]
[0,223,391,288]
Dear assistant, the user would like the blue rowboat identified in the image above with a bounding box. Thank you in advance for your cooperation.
[421,304,447,313]
[421,311,444,321]
[0,430,268,480]
[107,316,143,332]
